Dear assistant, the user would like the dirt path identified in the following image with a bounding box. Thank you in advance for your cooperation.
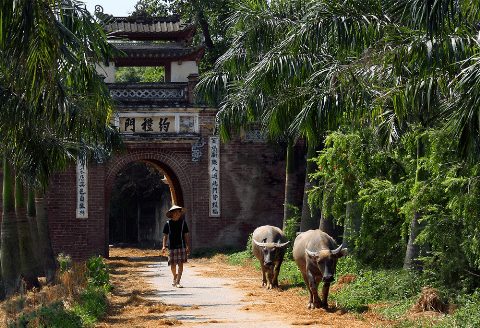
[145,261,293,328]
[99,248,388,328]
[147,255,388,328]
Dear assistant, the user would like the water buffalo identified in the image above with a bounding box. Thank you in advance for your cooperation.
[293,229,347,309]
[252,225,290,289]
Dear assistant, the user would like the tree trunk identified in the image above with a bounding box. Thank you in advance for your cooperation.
[16,178,40,289]
[404,134,427,270]
[27,187,43,277]
[342,201,362,249]
[1,158,20,296]
[283,140,296,231]
[35,190,56,283]
[319,213,343,240]
[403,213,425,270]
[300,145,319,232]
[191,0,214,49]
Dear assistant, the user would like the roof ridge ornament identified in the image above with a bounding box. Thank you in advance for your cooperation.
[95,5,103,14]
[135,3,146,13]
[130,3,151,21]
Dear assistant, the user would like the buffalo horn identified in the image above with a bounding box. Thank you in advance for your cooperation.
[277,241,290,248]
[253,239,268,247]
[331,243,344,255]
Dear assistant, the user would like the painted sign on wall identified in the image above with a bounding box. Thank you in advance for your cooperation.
[117,113,199,134]
[120,116,175,133]
[209,136,220,217]
[76,155,88,218]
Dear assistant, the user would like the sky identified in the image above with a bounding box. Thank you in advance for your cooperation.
[82,0,139,16]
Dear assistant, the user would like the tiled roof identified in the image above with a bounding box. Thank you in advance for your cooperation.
[112,42,205,66]
[105,21,188,34]
[104,15,196,41]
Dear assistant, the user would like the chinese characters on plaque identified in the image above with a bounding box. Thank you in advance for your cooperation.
[118,115,197,134]
[76,155,88,218]
[120,116,175,133]
[209,136,220,217]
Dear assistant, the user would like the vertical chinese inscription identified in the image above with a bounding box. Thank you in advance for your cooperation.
[209,136,220,217]
[76,155,88,218]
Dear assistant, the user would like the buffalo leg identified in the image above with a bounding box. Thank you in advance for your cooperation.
[321,282,331,309]
[308,273,321,308]
[261,264,267,287]
[307,271,321,309]
[300,270,314,308]
[272,263,281,288]
[266,267,274,289]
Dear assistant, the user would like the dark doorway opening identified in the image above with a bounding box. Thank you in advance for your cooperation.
[109,162,172,247]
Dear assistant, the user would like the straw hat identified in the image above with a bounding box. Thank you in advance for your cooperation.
[166,205,186,218]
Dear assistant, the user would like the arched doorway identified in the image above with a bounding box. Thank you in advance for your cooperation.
[105,151,192,255]
[109,161,172,247]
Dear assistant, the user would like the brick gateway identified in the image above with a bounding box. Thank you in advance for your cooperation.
[36,12,301,260]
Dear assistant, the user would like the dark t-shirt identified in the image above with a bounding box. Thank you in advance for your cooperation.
[163,218,189,249]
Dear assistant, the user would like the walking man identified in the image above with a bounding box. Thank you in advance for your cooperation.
[162,205,190,288]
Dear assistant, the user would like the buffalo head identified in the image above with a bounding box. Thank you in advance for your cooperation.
[305,244,347,283]
[253,239,290,267]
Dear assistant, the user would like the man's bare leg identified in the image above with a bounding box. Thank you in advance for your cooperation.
[170,264,177,286]
[176,263,184,287]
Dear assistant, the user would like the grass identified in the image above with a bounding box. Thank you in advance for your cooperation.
[9,288,108,328]
[5,256,111,328]
[10,302,83,328]
[225,249,480,327]
[436,290,480,328]
[330,266,427,312]
[72,287,108,327]
[192,247,243,259]
[226,250,252,266]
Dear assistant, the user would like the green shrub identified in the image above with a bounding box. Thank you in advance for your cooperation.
[331,258,428,312]
[227,250,253,266]
[283,205,301,260]
[72,287,108,327]
[437,290,480,328]
[246,233,253,257]
[335,255,361,277]
[10,302,82,328]
[57,253,72,273]
[375,298,416,321]
[278,259,303,287]
[85,256,111,292]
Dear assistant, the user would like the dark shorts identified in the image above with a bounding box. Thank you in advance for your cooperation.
[168,248,188,265]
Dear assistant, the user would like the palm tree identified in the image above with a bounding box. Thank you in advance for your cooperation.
[370,0,480,269]
[196,0,310,230]
[0,0,118,295]
[198,0,480,269]
[15,177,41,289]
[196,0,389,231]
[1,157,20,296]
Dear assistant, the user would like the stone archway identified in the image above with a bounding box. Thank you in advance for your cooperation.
[104,149,193,256]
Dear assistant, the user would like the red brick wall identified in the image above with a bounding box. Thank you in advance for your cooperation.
[36,110,306,260]
[46,163,107,260]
